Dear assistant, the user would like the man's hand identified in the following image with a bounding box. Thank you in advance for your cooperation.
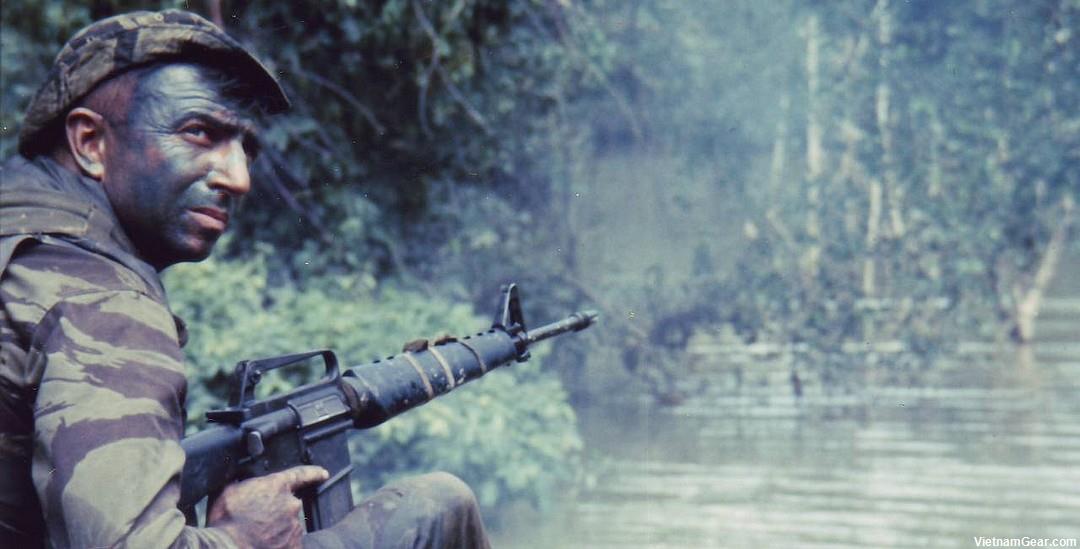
[207,465,329,549]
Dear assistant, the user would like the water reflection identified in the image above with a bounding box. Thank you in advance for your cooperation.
[501,349,1080,548]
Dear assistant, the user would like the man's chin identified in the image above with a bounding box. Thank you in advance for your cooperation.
[147,237,221,271]
[177,247,215,264]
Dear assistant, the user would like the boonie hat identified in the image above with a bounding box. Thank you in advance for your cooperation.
[18,9,289,156]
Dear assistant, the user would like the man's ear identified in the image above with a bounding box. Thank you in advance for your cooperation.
[64,107,108,180]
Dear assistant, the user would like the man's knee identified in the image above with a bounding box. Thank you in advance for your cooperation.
[406,471,481,516]
[304,472,489,549]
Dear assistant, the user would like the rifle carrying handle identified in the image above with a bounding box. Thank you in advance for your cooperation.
[230,350,340,408]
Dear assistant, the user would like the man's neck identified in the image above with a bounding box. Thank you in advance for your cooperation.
[48,148,84,176]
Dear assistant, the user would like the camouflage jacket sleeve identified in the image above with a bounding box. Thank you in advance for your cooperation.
[3,242,238,548]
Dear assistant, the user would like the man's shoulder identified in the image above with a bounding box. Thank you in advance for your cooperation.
[1,237,165,322]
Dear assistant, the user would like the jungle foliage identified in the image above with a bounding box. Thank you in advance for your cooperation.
[3,0,1078,516]
[565,0,1079,396]
[724,0,1080,388]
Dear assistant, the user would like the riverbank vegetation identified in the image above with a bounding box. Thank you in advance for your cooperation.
[3,0,1076,518]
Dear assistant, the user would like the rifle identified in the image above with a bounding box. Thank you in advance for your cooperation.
[179,283,597,531]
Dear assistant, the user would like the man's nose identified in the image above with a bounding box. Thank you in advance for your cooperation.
[208,138,251,197]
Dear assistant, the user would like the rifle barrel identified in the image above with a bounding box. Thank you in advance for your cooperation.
[526,310,598,345]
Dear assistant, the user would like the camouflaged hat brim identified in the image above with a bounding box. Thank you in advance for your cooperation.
[18,10,289,157]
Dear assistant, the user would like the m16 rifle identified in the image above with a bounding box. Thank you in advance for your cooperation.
[179,283,597,531]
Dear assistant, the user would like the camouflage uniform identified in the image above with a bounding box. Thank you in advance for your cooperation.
[2,10,491,549]
[0,155,238,547]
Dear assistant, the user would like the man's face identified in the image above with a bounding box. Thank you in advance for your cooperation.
[101,63,258,270]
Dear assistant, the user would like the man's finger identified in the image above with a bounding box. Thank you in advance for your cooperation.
[270,465,330,491]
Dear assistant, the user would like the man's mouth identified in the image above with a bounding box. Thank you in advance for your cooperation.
[189,206,229,231]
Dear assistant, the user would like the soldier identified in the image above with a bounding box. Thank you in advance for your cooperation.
[0,10,490,549]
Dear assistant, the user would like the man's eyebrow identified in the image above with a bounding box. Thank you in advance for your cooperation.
[177,111,260,152]
[178,111,255,132]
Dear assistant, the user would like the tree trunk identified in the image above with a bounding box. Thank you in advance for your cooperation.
[1010,196,1075,343]
[804,15,824,181]
[874,0,905,243]
[769,95,790,196]
[864,179,883,297]
[800,15,824,285]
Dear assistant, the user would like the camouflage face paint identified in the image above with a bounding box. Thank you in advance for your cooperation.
[101,63,259,270]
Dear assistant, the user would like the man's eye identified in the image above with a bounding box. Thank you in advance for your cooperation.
[182,125,213,141]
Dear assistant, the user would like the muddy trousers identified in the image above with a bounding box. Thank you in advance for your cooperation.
[303,472,492,549]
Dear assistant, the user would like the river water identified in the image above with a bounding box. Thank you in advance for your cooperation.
[497,334,1080,548]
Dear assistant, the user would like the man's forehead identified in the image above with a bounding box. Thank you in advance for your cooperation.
[133,63,260,128]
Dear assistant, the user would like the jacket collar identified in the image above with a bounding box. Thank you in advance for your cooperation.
[0,155,165,300]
